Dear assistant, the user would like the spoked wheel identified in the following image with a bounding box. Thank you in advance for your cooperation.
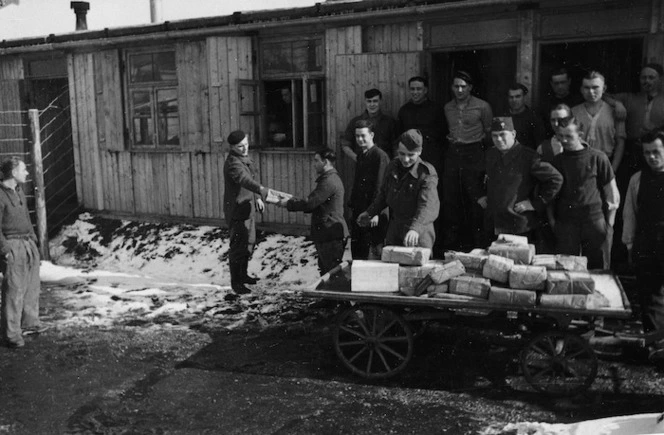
[333,305,414,379]
[520,331,598,396]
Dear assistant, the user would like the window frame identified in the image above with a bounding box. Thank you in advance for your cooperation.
[123,46,180,150]
[258,35,326,151]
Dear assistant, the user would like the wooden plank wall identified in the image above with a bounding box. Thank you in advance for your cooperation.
[68,52,104,210]
[363,22,422,53]
[330,51,421,212]
[207,36,254,148]
[177,40,210,153]
[258,150,315,227]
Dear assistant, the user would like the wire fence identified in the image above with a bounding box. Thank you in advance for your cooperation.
[38,86,80,238]
[0,86,80,255]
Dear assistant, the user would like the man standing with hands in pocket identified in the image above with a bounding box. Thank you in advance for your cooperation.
[0,157,45,349]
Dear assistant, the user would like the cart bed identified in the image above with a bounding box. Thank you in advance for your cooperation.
[301,262,632,319]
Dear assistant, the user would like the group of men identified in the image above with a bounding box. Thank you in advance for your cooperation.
[220,63,664,358]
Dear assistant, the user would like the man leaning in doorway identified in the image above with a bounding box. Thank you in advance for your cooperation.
[0,157,45,349]
[540,67,584,137]
[223,130,269,296]
[443,70,492,250]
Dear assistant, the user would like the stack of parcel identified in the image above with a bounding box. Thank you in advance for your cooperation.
[350,234,617,310]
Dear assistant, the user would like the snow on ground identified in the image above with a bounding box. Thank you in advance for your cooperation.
[42,213,322,330]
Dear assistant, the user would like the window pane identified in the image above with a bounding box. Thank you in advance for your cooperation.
[154,51,176,81]
[262,42,292,75]
[307,80,325,147]
[133,117,154,145]
[129,54,155,83]
[158,117,180,146]
[156,89,179,145]
[309,39,323,72]
[292,40,308,73]
[132,91,152,116]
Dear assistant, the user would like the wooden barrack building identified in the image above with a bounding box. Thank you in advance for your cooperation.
[0,0,662,234]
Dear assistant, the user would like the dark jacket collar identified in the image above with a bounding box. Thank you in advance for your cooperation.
[316,167,338,182]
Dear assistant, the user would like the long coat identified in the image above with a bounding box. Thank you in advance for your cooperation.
[366,158,440,248]
[287,168,349,243]
[223,152,265,222]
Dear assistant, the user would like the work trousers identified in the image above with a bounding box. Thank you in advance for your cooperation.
[1,238,40,346]
[554,218,608,270]
[442,142,485,250]
[228,216,255,265]
[350,211,387,260]
[314,238,346,276]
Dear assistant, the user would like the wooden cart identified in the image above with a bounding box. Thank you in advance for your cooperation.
[301,262,634,396]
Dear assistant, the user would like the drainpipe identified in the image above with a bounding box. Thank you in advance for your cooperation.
[70,1,90,31]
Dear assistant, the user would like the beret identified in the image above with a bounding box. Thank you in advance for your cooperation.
[227,130,246,145]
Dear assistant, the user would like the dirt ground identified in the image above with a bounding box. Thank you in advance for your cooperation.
[1,280,664,435]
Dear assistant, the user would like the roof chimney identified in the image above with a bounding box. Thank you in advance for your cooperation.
[150,0,162,23]
[70,1,90,31]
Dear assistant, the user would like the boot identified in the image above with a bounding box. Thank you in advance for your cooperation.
[243,258,260,284]
[230,262,251,295]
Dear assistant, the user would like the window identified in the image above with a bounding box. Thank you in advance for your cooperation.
[126,49,179,148]
[264,79,325,148]
[260,36,325,149]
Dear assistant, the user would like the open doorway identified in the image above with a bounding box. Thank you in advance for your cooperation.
[431,46,517,114]
[538,38,644,105]
[24,56,80,236]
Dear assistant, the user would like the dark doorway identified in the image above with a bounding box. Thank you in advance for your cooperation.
[538,38,644,106]
[25,56,80,236]
[432,46,518,114]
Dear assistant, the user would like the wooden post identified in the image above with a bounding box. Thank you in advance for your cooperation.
[28,109,50,261]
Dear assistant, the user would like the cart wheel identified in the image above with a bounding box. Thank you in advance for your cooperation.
[333,305,414,379]
[520,331,598,396]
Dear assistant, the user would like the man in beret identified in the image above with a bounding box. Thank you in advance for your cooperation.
[475,117,562,245]
[280,148,349,275]
[357,129,439,248]
[223,130,269,295]
[443,70,493,250]
[502,83,545,150]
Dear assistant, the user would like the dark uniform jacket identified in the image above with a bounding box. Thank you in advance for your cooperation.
[502,106,546,150]
[480,142,563,235]
[287,168,349,243]
[349,146,390,215]
[366,158,439,248]
[223,152,265,222]
[397,99,448,167]
[343,111,398,157]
